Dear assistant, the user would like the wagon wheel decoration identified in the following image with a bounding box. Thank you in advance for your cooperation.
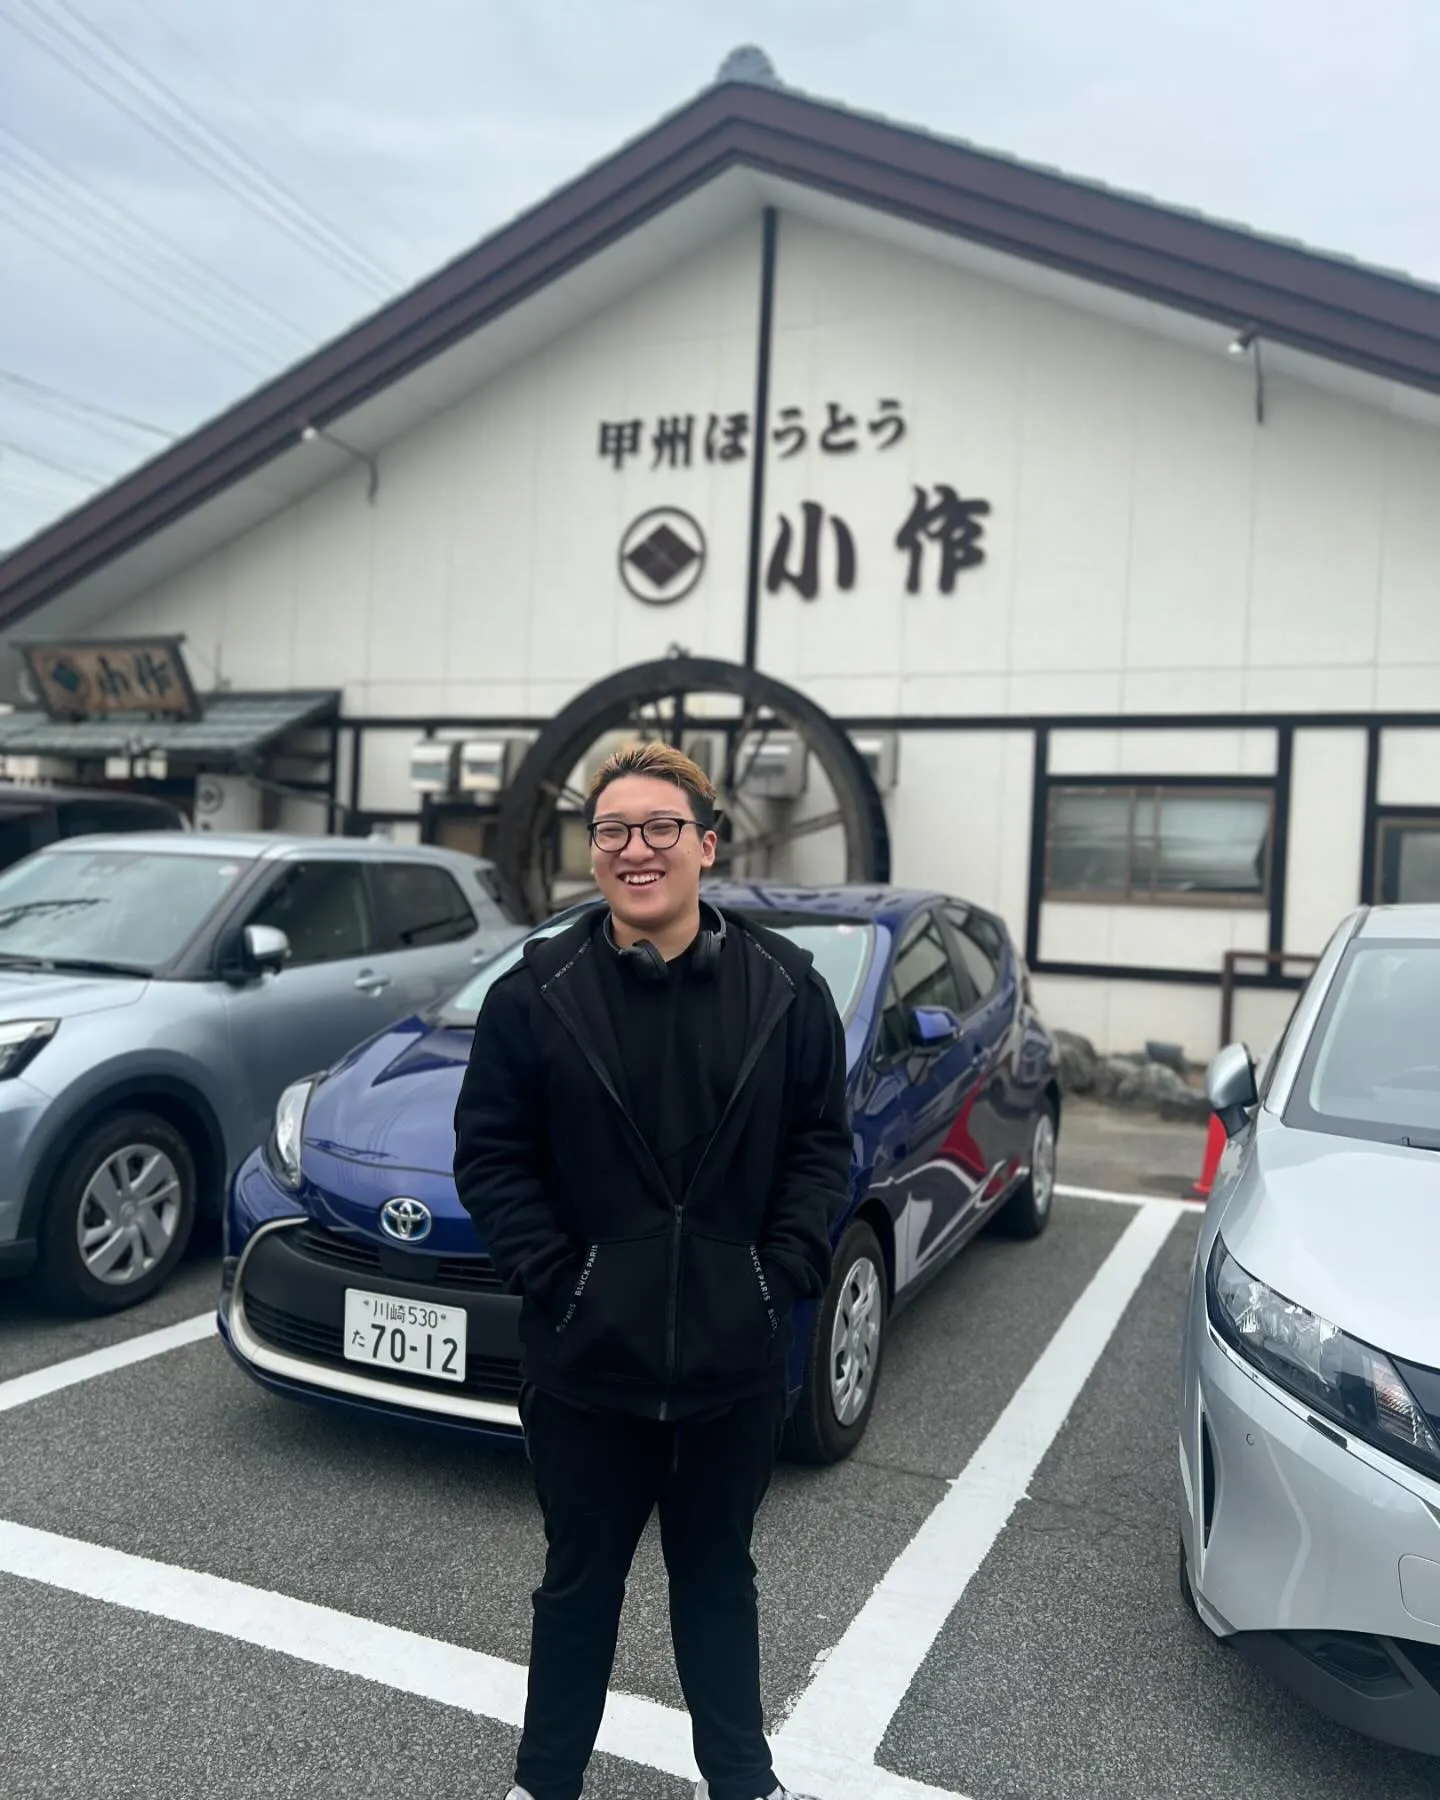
[494,655,891,923]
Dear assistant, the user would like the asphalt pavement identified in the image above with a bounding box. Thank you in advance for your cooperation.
[3,1101,1438,1800]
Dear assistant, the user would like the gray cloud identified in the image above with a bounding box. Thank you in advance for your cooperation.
[2,0,1435,549]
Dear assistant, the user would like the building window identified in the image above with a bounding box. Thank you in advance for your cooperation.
[1376,818,1440,904]
[1044,785,1273,905]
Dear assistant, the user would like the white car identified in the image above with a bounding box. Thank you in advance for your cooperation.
[1180,904,1440,1755]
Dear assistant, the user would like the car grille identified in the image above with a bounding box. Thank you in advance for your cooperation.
[294,1224,505,1293]
[244,1296,522,1403]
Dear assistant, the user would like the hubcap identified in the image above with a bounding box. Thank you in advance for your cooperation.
[1031,1112,1057,1216]
[829,1253,882,1428]
[75,1144,183,1285]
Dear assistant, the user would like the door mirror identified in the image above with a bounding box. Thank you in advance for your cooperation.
[1206,1042,1258,1138]
[243,923,291,978]
[908,1005,961,1052]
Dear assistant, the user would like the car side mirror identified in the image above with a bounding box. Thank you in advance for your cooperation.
[909,1005,961,1052]
[243,923,291,978]
[1206,1042,1258,1139]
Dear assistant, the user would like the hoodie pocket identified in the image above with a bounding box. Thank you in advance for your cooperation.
[550,1233,670,1388]
[676,1233,783,1391]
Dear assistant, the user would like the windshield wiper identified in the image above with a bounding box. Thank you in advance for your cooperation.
[1400,1136,1440,1153]
[0,898,102,930]
[0,953,149,978]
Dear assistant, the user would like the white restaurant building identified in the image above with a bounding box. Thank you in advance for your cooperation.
[3,48,1440,1060]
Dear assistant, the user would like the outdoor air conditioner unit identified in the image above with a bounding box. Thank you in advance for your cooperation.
[409,739,459,795]
[458,733,534,798]
[735,731,808,801]
[193,774,263,832]
[849,730,899,794]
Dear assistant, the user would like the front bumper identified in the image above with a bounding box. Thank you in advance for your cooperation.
[221,1169,524,1437]
[1186,1324,1440,1753]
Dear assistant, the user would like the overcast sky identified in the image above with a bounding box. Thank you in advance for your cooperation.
[1,0,1436,553]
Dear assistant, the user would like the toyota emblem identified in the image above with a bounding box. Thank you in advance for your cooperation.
[380,1197,432,1243]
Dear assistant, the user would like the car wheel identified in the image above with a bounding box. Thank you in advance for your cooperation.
[993,1102,1058,1240]
[37,1112,198,1314]
[787,1220,887,1465]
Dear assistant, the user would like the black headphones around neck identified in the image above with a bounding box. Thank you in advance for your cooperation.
[603,898,727,984]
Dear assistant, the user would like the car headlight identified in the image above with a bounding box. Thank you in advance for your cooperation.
[266,1078,315,1190]
[1207,1237,1440,1482]
[0,1019,58,1080]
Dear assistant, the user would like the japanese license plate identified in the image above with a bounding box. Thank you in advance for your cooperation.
[342,1289,468,1384]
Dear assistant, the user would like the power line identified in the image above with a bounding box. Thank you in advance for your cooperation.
[122,0,431,265]
[0,439,110,484]
[0,127,313,364]
[0,191,278,378]
[0,117,319,358]
[0,370,176,441]
[0,0,398,302]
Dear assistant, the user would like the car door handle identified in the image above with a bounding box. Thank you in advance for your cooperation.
[355,970,391,996]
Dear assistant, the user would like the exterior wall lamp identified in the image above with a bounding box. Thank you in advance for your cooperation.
[1227,327,1266,425]
[300,422,379,502]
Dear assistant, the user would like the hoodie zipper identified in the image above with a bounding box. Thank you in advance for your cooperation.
[658,985,796,1415]
[540,945,800,1420]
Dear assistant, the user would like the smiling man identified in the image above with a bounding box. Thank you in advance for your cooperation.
[453,739,851,1800]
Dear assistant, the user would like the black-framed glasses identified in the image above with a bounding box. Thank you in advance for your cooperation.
[588,817,701,853]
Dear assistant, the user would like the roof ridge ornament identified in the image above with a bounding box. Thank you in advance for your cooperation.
[715,45,781,87]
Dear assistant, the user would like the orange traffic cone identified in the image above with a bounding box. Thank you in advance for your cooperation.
[1190,1112,1226,1201]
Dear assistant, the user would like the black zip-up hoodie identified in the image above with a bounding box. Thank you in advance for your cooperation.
[452,905,852,1420]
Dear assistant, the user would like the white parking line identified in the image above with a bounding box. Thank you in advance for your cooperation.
[0,1312,215,1414]
[775,1200,1180,1766]
[0,1518,972,1800]
[1,1203,1183,1799]
[1057,1181,1200,1209]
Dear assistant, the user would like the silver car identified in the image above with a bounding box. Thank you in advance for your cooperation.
[1180,903,1440,1755]
[0,832,522,1313]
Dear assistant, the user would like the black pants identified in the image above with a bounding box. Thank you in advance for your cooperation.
[515,1386,785,1800]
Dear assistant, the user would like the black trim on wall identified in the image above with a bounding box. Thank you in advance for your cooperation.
[1024,726,1049,968]
[743,207,778,671]
[1360,724,1381,902]
[340,707,1440,736]
[1045,771,1276,790]
[1268,726,1294,955]
[1031,958,1308,994]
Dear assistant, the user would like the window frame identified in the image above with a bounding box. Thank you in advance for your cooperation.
[368,859,478,952]
[1042,781,1275,909]
[874,906,971,1067]
[1373,813,1440,907]
[244,858,376,968]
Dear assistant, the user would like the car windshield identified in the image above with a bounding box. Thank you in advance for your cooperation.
[1287,938,1440,1143]
[0,847,252,972]
[438,907,877,1027]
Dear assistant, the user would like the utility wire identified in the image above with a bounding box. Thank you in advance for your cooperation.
[123,0,431,265]
[1,0,397,301]
[0,370,175,440]
[0,192,278,377]
[0,129,311,364]
[0,118,318,357]
[0,439,110,484]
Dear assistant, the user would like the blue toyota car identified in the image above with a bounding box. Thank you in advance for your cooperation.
[219,883,1061,1462]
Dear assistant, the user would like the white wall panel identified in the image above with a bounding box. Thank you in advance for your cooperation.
[1030,971,1293,1062]
[1378,730,1440,807]
[1048,728,1276,777]
[883,732,1033,944]
[1283,730,1367,955]
[1040,901,1268,973]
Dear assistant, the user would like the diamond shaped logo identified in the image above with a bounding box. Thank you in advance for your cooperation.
[619,508,707,606]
